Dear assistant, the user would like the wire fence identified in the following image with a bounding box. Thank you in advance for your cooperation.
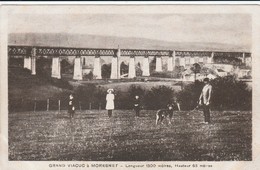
[9,98,104,112]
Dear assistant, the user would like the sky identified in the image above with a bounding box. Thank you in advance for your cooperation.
[8,13,251,47]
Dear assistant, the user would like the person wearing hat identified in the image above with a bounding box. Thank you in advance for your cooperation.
[106,89,115,118]
[199,78,213,124]
[68,94,75,119]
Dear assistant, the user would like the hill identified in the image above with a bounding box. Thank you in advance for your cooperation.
[8,33,250,52]
[8,67,72,101]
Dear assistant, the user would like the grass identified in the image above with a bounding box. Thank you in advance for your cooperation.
[8,110,251,161]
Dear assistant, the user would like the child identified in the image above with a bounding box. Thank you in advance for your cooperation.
[68,94,75,119]
[106,89,115,118]
[133,95,141,117]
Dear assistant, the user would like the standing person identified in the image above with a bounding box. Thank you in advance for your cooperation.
[199,78,213,124]
[106,89,115,118]
[68,94,75,119]
[133,95,141,117]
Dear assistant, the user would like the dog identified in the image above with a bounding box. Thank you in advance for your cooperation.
[156,104,175,125]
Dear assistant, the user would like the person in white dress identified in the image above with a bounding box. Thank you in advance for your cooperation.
[106,89,115,118]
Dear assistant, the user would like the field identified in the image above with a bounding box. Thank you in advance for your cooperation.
[9,110,251,161]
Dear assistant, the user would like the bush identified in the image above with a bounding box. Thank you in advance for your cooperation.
[214,55,243,66]
[84,71,94,80]
[102,64,111,79]
[9,58,23,67]
[144,86,175,110]
[136,63,143,77]
[150,71,173,78]
[120,85,146,109]
[74,84,107,109]
[61,59,73,74]
[176,76,252,111]
[36,57,52,79]
[177,81,204,110]
[128,85,146,98]
[50,78,73,90]
[211,75,252,110]
[114,91,131,109]
[174,66,185,78]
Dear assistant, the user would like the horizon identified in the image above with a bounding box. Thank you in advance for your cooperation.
[8,32,251,52]
[8,13,251,48]
[9,32,246,46]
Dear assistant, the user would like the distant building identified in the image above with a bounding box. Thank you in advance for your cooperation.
[175,51,251,70]
[215,68,228,77]
[206,73,218,80]
[237,69,251,79]
[206,63,234,73]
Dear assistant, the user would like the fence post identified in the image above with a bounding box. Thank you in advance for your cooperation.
[79,101,82,111]
[99,103,101,111]
[34,98,36,112]
[89,102,92,110]
[177,102,181,111]
[21,98,24,112]
[47,98,49,111]
[58,100,61,112]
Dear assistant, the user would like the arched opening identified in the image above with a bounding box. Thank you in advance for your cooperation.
[120,61,129,76]
[36,56,52,78]
[175,58,180,66]
[101,63,111,79]
[149,57,156,73]
[61,58,73,79]
[83,57,86,65]
[136,62,142,76]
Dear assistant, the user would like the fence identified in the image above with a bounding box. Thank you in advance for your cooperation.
[9,98,104,112]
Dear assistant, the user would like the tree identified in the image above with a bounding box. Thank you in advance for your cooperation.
[210,75,251,110]
[144,86,175,110]
[174,66,185,78]
[201,66,217,77]
[84,71,93,80]
[136,62,142,76]
[190,63,201,82]
[176,75,252,110]
[213,55,243,66]
[101,64,111,79]
[120,62,129,75]
[61,59,73,74]
[36,57,52,78]
[149,57,156,73]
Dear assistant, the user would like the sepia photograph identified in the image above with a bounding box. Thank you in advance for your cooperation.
[1,4,259,169]
[6,7,253,162]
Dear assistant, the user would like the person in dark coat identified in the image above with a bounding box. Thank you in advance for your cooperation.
[133,95,141,117]
[199,78,213,124]
[68,94,75,119]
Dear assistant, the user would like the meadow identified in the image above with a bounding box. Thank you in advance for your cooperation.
[9,109,251,161]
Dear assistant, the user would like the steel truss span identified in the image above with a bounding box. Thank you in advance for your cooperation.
[8,45,250,58]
